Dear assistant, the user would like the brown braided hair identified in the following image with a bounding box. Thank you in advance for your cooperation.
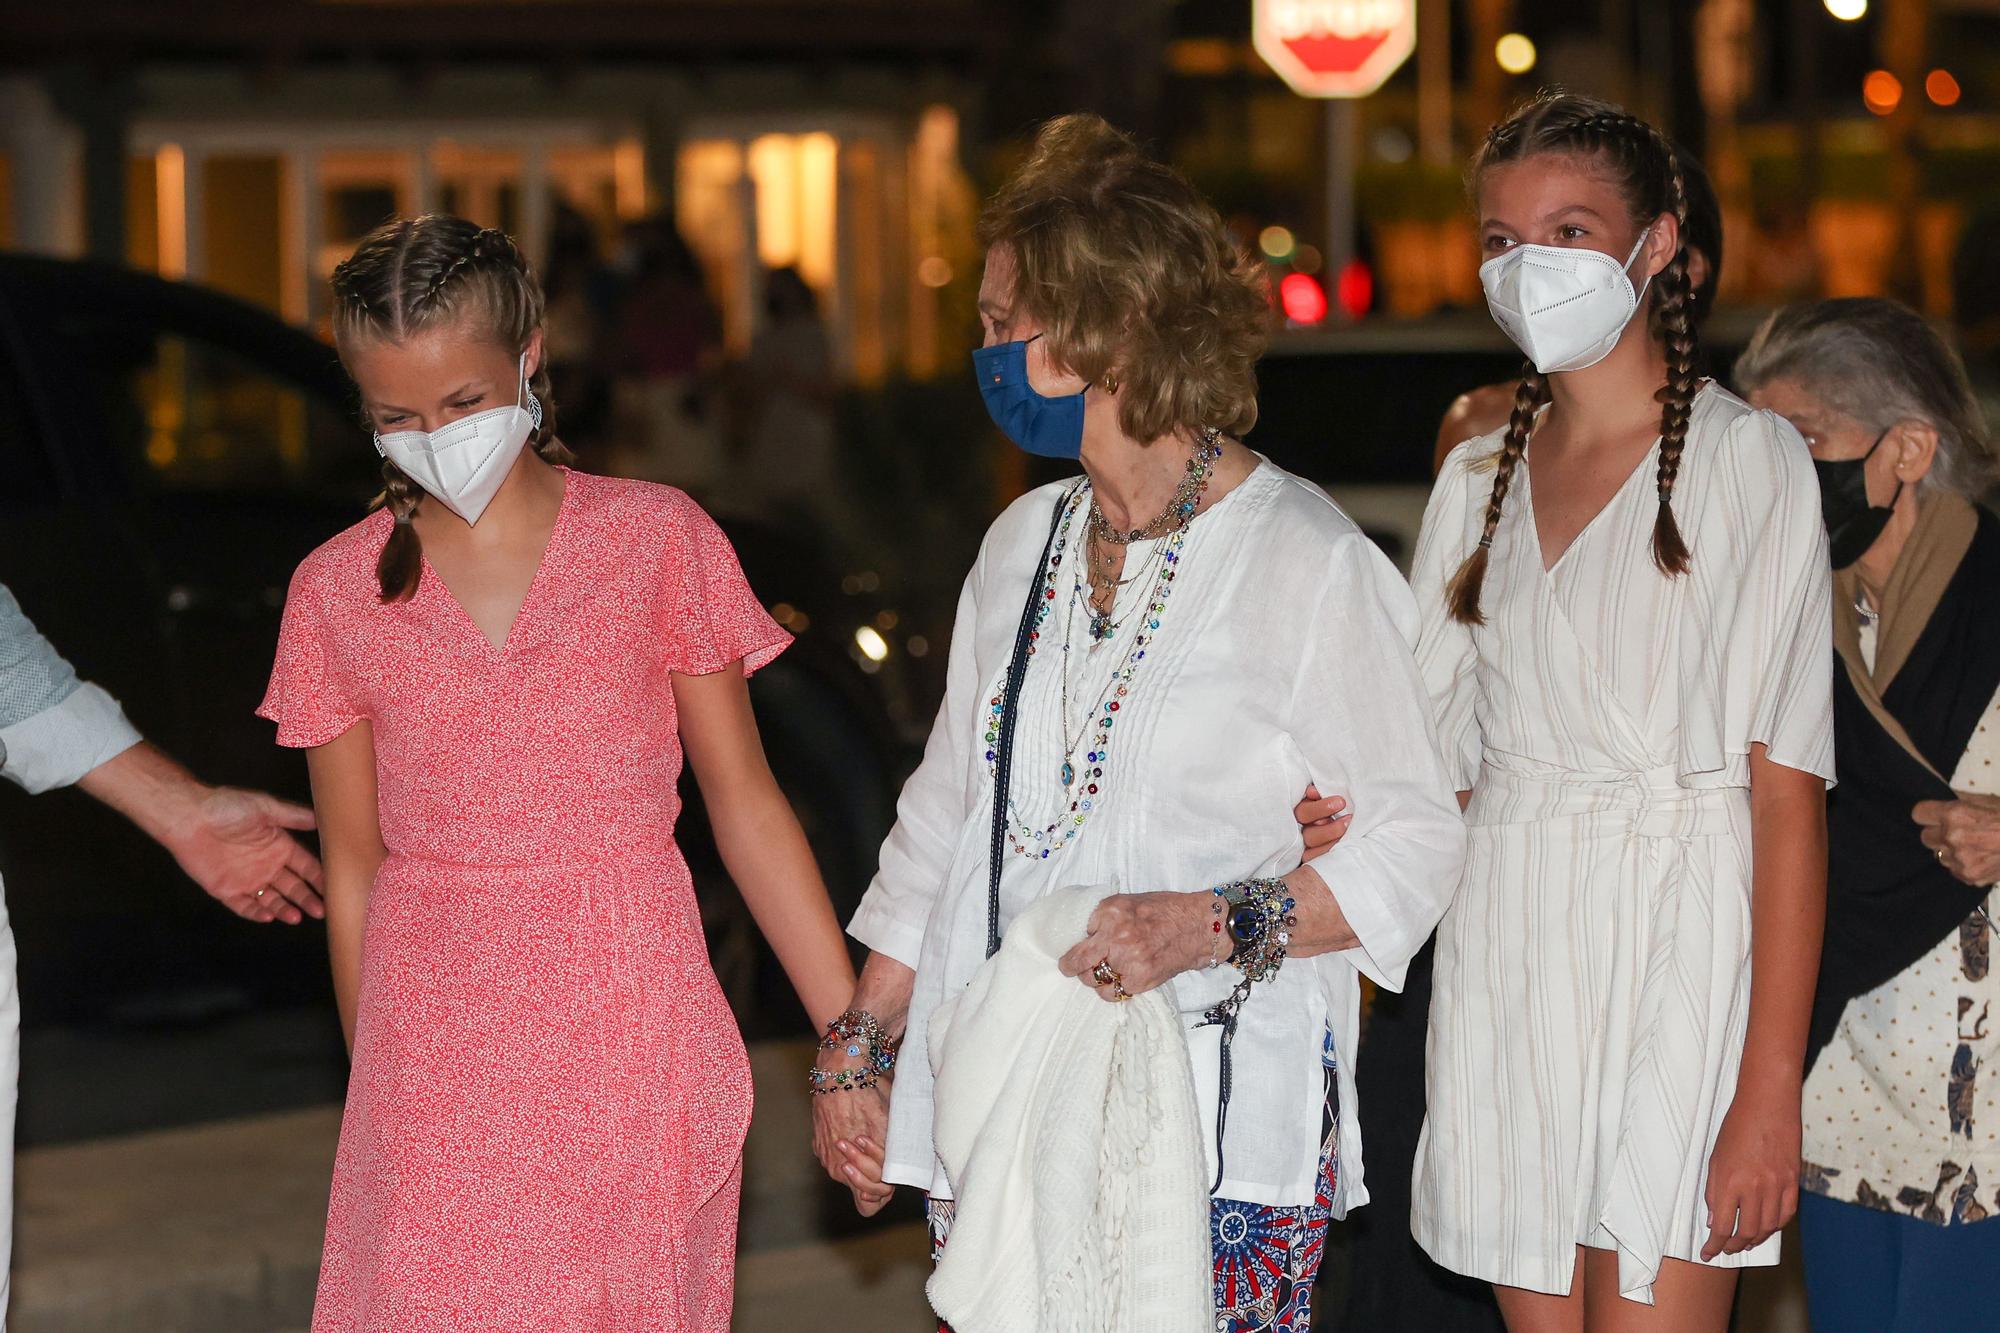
[1446,91,1698,626]
[329,214,573,603]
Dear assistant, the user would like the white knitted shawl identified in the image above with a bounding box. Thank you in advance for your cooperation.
[926,885,1210,1333]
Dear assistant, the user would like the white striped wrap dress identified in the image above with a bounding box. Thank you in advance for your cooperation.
[1408,384,1836,1304]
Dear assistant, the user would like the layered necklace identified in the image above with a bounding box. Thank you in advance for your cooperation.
[1083,431,1222,641]
[985,430,1224,860]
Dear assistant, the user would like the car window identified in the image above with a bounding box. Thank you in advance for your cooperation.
[47,312,373,499]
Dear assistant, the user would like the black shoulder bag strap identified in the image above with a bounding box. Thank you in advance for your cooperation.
[986,483,1080,959]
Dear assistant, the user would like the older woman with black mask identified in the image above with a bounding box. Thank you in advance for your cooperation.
[1738,296,2000,1333]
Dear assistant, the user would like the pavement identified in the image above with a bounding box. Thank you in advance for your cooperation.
[1,1032,1813,1332]
[8,1041,936,1333]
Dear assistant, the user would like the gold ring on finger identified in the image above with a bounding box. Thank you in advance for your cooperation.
[1091,959,1120,988]
[1110,985,1132,1003]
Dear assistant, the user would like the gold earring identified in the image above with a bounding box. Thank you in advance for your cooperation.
[1102,373,1119,393]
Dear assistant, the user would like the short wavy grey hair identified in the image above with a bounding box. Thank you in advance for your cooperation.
[1735,297,1997,500]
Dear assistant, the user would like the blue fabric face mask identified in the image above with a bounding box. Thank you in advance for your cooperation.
[972,334,1086,460]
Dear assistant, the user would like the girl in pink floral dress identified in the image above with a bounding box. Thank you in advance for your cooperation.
[259,214,858,1330]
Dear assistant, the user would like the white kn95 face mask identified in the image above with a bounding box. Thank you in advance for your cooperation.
[1479,228,1655,375]
[373,352,543,525]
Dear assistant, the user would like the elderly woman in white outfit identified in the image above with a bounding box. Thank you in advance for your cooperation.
[1405,93,1834,1329]
[806,115,1465,1331]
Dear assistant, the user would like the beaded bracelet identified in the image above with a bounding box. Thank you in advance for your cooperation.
[1211,878,1296,981]
[1202,877,1297,1027]
[808,1009,900,1097]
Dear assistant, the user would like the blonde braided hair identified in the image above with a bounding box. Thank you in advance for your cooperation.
[329,215,572,602]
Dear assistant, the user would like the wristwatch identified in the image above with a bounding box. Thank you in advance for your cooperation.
[1222,895,1266,962]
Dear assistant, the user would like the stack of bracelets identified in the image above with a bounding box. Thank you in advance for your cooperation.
[807,1009,900,1096]
[1204,876,1297,1025]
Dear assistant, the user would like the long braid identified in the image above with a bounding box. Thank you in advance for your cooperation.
[1560,109,1698,574]
[375,464,425,601]
[1446,363,1546,625]
[1642,129,1696,576]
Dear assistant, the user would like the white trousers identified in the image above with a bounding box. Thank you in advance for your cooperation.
[0,883,20,1323]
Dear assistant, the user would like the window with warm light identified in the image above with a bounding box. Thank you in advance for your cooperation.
[748,132,838,292]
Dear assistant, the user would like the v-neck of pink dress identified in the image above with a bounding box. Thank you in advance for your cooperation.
[260,469,790,1331]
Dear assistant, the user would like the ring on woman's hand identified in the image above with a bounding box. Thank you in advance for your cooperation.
[1109,985,1133,1003]
[255,888,268,899]
[1091,959,1121,989]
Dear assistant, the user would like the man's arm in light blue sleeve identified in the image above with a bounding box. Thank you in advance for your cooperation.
[0,583,143,794]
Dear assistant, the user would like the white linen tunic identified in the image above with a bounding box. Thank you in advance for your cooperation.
[1409,385,1836,1302]
[850,459,1466,1212]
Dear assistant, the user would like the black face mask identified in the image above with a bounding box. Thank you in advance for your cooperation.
[1813,428,1903,570]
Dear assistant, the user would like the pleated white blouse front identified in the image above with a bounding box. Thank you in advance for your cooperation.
[1409,384,1836,1303]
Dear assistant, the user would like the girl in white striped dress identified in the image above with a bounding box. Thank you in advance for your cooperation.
[1408,92,1835,1329]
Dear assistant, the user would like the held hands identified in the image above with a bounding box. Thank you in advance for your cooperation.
[1056,891,1212,1001]
[1701,1077,1801,1262]
[810,1060,895,1217]
[1914,794,2000,888]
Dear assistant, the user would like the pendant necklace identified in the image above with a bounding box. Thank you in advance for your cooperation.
[982,430,1225,859]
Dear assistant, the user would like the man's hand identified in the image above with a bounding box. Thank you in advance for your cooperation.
[76,742,324,923]
[168,786,325,923]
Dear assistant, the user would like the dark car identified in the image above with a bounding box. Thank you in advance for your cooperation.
[0,254,901,1039]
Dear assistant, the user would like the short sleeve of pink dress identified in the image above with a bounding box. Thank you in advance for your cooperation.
[257,559,362,747]
[661,500,790,677]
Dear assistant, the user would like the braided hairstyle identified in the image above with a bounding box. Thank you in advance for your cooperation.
[1445,91,1698,626]
[329,214,573,602]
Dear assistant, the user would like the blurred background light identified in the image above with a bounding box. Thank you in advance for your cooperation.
[1495,34,1537,76]
[1863,69,1904,116]
[1279,271,1327,325]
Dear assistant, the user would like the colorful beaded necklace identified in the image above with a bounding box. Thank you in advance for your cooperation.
[983,433,1220,860]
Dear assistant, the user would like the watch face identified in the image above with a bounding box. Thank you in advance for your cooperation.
[1227,903,1265,944]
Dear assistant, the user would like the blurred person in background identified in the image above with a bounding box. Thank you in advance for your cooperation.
[1,581,323,1318]
[1431,145,1724,474]
[605,218,727,493]
[728,266,843,542]
[539,202,619,459]
[1737,297,2000,1333]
